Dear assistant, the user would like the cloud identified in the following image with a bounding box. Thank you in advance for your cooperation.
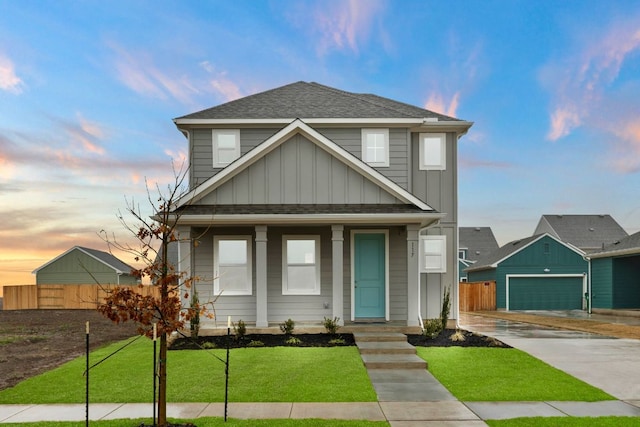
[0,53,24,94]
[199,61,243,102]
[109,42,200,105]
[543,16,640,142]
[459,156,513,170]
[287,0,387,57]
[424,91,460,117]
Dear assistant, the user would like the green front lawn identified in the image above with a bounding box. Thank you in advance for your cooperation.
[0,338,376,404]
[417,347,613,402]
[487,417,640,427]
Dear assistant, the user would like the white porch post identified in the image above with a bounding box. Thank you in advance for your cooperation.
[177,226,192,309]
[331,225,344,325]
[406,224,420,326]
[255,225,268,327]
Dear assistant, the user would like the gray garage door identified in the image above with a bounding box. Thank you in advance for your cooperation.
[509,276,583,310]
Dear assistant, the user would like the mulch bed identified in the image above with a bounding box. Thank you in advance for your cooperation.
[170,329,509,349]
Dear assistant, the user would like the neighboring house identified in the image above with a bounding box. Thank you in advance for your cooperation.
[466,233,588,310]
[588,231,640,309]
[170,81,473,327]
[533,214,628,253]
[33,246,138,285]
[458,226,499,281]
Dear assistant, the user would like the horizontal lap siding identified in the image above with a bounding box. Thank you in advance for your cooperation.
[590,258,613,309]
[388,227,408,320]
[612,256,640,308]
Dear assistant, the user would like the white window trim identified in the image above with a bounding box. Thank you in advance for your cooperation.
[282,235,321,295]
[419,133,446,170]
[420,235,447,273]
[361,128,389,167]
[214,235,252,296]
[212,129,240,168]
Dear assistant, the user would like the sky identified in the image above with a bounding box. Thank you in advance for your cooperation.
[1,0,640,290]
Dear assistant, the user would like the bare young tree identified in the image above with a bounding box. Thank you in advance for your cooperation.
[97,167,207,427]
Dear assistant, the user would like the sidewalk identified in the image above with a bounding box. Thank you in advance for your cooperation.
[3,400,640,425]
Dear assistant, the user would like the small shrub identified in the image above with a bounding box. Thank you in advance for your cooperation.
[423,318,442,339]
[202,341,216,349]
[285,336,302,345]
[440,285,451,331]
[233,319,246,340]
[328,337,346,345]
[247,340,264,347]
[323,316,341,334]
[279,318,295,335]
[450,329,466,342]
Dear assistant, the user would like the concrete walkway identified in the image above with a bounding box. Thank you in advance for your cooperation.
[2,316,640,424]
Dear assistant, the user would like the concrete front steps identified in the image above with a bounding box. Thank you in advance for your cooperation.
[354,332,427,370]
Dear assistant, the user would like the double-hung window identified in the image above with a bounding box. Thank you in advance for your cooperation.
[282,235,321,295]
[361,128,389,167]
[212,129,240,167]
[419,133,446,170]
[420,235,447,273]
[214,236,252,295]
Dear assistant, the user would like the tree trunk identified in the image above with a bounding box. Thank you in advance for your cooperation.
[158,333,167,426]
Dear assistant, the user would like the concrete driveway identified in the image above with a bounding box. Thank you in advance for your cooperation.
[459,312,640,402]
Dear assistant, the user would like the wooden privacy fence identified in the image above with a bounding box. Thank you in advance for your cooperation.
[2,284,160,310]
[459,280,496,312]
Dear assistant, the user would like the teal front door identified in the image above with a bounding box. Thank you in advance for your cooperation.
[354,233,386,319]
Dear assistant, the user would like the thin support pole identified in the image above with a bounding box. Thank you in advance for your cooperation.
[85,321,89,427]
[153,323,157,427]
[224,325,230,422]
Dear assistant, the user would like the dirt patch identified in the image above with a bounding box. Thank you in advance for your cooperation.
[408,328,511,348]
[0,309,138,391]
[171,333,356,350]
[469,311,640,339]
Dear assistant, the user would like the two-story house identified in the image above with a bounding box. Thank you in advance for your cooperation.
[169,82,472,327]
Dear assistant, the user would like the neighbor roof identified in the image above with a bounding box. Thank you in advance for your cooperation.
[459,227,499,261]
[33,246,135,275]
[465,233,584,272]
[533,214,629,252]
[175,81,465,121]
[588,230,640,259]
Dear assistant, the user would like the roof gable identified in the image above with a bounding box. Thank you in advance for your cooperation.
[33,246,134,275]
[176,119,434,211]
[176,81,464,122]
[467,233,584,272]
[534,214,628,251]
[459,227,499,261]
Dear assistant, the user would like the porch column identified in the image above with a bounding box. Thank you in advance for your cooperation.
[177,226,192,309]
[255,225,268,327]
[331,225,344,325]
[406,224,420,327]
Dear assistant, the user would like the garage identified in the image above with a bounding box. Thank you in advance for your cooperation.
[507,275,585,310]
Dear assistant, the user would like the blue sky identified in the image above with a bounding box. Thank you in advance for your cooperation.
[1,0,640,286]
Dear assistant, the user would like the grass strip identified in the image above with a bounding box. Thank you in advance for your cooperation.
[416,347,613,402]
[486,416,640,426]
[0,338,376,404]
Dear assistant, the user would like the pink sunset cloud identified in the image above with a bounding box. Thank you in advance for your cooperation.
[544,15,640,141]
[0,53,24,94]
[424,91,460,117]
[200,61,244,102]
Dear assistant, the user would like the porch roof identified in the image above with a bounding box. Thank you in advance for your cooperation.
[172,204,444,227]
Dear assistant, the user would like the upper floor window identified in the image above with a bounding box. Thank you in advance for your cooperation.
[212,129,240,168]
[282,235,321,295]
[214,235,252,295]
[419,133,446,170]
[420,235,447,273]
[362,129,389,167]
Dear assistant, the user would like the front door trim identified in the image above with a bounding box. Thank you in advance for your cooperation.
[351,229,389,321]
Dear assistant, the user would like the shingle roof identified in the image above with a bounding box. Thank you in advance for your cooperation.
[176,81,463,121]
[534,214,628,252]
[33,246,135,275]
[589,230,640,258]
[466,234,542,272]
[459,227,499,262]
